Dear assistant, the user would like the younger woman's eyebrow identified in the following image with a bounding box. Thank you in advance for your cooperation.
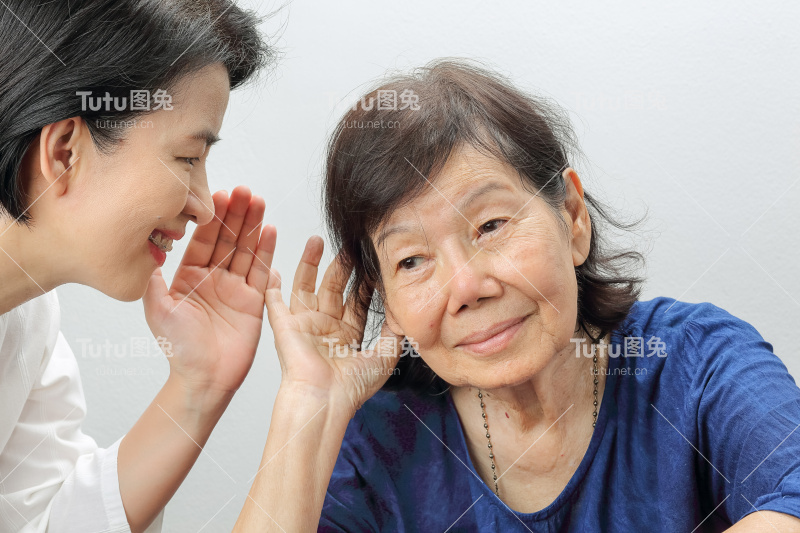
[187,130,221,147]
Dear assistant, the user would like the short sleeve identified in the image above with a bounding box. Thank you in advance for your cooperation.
[0,330,164,532]
[686,312,800,524]
[319,412,387,533]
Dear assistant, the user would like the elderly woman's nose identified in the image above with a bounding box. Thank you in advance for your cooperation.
[443,252,502,314]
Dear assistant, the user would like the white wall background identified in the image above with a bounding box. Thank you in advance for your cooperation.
[56,0,800,530]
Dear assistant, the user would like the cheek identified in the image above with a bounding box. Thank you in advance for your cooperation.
[501,225,575,296]
[385,286,443,350]
[143,173,190,214]
[493,232,579,339]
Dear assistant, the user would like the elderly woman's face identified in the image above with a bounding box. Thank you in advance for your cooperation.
[374,145,592,389]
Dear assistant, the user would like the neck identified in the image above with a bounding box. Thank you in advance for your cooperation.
[0,218,60,315]
[451,329,611,456]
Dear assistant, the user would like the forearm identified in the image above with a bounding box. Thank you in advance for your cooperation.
[117,374,234,533]
[233,385,352,533]
[726,510,800,532]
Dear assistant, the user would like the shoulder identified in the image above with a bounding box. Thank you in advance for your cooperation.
[637,297,772,351]
[355,386,451,433]
[620,297,789,395]
[609,296,779,394]
[342,387,451,458]
[0,289,60,339]
[0,290,61,368]
[618,296,747,337]
[617,296,763,357]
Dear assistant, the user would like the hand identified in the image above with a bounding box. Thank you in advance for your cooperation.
[143,186,277,394]
[265,235,402,415]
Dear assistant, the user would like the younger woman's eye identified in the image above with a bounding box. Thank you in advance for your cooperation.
[398,256,424,270]
[182,157,201,167]
[480,219,507,235]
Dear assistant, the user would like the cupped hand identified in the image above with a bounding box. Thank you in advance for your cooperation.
[143,186,277,394]
[265,235,402,415]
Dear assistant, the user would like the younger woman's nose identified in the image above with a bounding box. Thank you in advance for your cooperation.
[184,181,215,226]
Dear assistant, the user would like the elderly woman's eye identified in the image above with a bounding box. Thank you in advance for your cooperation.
[398,256,424,270]
[480,219,507,234]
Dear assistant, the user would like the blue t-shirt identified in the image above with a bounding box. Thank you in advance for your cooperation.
[319,297,800,532]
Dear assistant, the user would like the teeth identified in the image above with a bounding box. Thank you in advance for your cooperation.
[148,232,173,252]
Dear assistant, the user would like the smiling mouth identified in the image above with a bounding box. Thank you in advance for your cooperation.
[148,230,173,252]
[455,314,529,355]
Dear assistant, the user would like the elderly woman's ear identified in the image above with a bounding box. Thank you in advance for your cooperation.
[562,167,592,267]
[383,305,405,337]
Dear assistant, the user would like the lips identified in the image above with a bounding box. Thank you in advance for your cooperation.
[153,228,185,241]
[147,228,184,253]
[457,315,528,346]
[148,232,172,252]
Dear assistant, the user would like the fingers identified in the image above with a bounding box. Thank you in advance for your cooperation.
[289,236,324,314]
[317,251,351,320]
[265,268,291,322]
[230,194,266,277]
[180,191,229,269]
[246,224,277,294]
[142,267,170,321]
[209,185,252,269]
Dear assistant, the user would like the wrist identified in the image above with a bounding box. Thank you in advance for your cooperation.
[164,373,236,418]
[277,381,357,422]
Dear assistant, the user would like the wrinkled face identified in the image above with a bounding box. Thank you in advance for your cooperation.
[373,145,592,389]
[36,63,230,301]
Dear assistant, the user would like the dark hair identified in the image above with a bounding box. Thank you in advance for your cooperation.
[323,59,646,393]
[0,0,274,225]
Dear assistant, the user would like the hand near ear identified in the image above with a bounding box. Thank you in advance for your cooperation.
[142,186,276,394]
[264,236,403,416]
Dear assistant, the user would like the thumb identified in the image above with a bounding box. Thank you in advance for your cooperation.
[265,268,290,321]
[143,267,169,318]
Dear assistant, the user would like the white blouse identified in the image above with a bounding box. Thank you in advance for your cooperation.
[0,290,163,532]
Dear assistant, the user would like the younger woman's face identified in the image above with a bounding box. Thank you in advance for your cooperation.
[30,63,231,301]
[373,145,592,390]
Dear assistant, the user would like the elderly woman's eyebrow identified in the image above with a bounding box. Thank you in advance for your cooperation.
[457,180,515,212]
[376,181,515,248]
[376,224,416,249]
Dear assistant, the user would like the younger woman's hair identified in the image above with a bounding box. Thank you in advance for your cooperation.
[0,0,274,225]
[323,59,646,393]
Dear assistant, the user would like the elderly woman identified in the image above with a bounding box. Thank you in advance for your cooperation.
[236,61,800,532]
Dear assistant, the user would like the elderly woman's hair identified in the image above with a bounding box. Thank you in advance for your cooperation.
[0,0,274,226]
[323,59,646,393]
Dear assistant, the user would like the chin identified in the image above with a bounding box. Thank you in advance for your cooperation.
[95,272,152,302]
[471,373,535,391]
[101,284,147,302]
[446,359,542,391]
